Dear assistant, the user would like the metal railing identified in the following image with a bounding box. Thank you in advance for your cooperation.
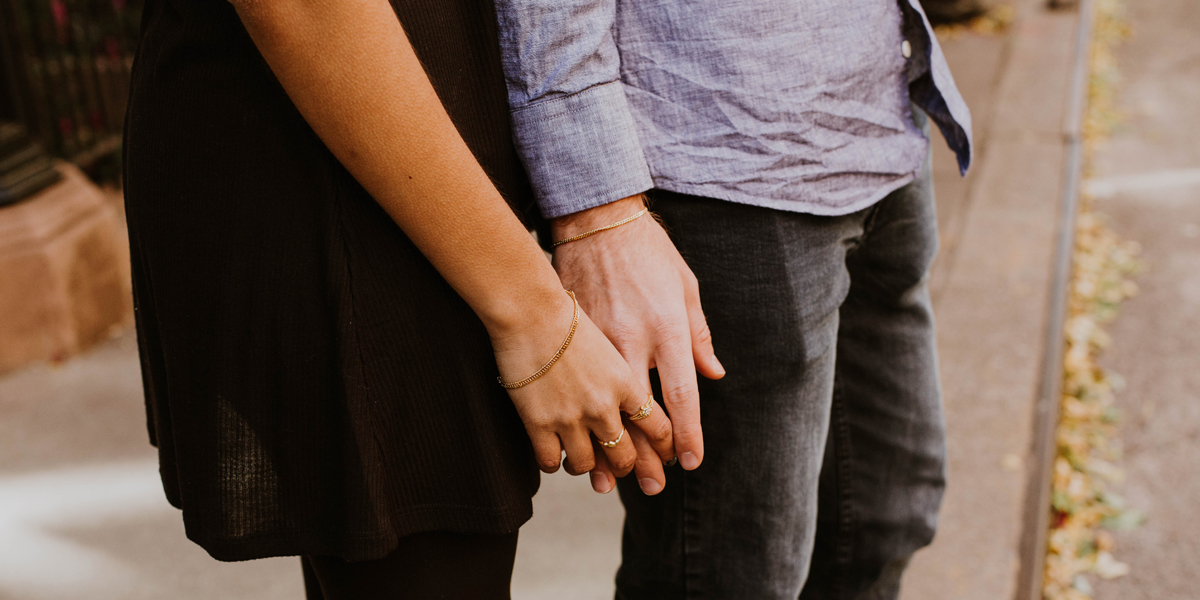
[0,0,142,168]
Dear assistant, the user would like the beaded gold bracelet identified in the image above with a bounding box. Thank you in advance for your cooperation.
[497,290,579,389]
[551,208,648,248]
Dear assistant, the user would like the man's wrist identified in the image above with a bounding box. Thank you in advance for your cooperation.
[550,194,648,242]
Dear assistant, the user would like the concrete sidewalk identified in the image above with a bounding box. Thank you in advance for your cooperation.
[0,3,1095,598]
[904,0,1087,597]
[1089,0,1200,596]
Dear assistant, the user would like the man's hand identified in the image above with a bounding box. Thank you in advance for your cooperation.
[551,194,725,495]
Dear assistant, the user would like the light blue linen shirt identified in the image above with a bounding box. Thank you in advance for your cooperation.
[494,0,973,219]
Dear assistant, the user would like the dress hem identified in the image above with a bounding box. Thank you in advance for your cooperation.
[176,499,535,563]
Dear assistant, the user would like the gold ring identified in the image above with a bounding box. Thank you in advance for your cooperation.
[629,395,654,421]
[599,429,626,449]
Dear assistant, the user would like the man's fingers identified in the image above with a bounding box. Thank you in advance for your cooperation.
[623,394,675,463]
[655,328,704,470]
[589,451,616,494]
[627,426,667,496]
[684,276,725,381]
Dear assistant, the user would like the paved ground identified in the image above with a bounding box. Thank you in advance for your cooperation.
[0,330,623,600]
[903,1,1086,597]
[0,2,1161,598]
[1089,0,1200,596]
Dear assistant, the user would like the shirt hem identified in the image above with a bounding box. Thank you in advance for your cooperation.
[649,174,918,218]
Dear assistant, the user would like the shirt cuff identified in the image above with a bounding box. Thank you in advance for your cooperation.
[510,81,654,219]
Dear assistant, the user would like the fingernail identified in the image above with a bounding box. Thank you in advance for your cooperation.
[680,451,700,470]
[590,471,613,494]
[664,456,678,467]
[639,478,662,495]
[710,356,726,376]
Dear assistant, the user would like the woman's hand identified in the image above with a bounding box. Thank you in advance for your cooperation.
[490,291,675,492]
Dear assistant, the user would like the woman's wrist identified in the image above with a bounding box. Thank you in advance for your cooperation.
[477,279,572,343]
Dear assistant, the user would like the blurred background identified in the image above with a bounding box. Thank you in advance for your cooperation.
[0,0,1195,598]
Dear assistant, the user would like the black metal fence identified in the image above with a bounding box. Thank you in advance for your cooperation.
[0,0,142,169]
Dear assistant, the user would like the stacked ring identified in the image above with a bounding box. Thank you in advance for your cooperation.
[628,395,654,421]
[599,429,626,448]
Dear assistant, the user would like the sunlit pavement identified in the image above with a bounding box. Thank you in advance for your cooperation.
[0,333,304,600]
[1089,0,1200,596]
[0,330,624,599]
[0,449,621,600]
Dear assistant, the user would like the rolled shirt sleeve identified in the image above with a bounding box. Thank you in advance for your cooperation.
[495,0,653,218]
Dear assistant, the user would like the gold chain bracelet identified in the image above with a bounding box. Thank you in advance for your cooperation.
[498,290,579,389]
[551,208,648,248]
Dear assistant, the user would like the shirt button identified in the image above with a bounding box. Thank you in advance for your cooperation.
[902,39,913,58]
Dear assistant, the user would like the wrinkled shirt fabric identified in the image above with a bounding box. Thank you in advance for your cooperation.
[494,0,973,218]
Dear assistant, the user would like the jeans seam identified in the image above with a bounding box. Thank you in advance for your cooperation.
[830,378,857,600]
[857,195,887,251]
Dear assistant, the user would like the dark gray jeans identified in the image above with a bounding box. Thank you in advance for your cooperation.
[616,135,945,600]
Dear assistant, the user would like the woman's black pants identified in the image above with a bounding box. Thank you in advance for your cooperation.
[301,531,519,599]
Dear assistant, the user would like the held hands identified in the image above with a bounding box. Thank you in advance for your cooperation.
[489,193,721,497]
[490,291,676,493]
[551,195,725,495]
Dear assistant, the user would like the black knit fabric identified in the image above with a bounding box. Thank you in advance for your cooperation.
[123,0,541,562]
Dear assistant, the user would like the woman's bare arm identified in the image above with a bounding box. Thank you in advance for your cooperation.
[229,0,675,492]
[233,0,549,331]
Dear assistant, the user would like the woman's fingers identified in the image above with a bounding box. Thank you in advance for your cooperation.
[529,429,563,474]
[560,429,597,475]
[622,394,675,464]
[626,425,667,495]
[590,412,637,477]
[499,312,675,484]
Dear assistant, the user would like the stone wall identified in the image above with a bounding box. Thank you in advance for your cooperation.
[0,164,132,373]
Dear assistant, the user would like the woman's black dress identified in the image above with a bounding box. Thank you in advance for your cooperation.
[124,0,543,562]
